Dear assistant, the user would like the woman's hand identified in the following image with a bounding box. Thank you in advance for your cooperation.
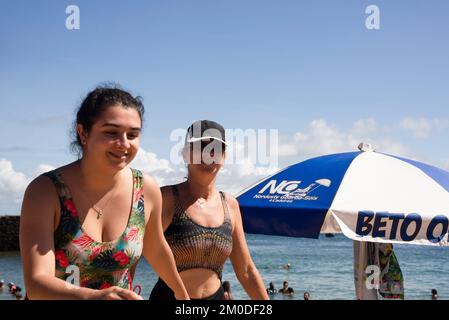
[174,291,191,300]
[90,286,143,300]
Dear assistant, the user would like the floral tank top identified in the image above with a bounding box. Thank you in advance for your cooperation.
[43,168,145,290]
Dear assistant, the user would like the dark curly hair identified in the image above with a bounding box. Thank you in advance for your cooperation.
[71,83,145,157]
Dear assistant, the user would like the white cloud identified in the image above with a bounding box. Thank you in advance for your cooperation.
[0,159,59,215]
[130,148,183,187]
[278,118,409,159]
[0,159,29,201]
[0,159,31,214]
[400,117,449,139]
[131,148,174,174]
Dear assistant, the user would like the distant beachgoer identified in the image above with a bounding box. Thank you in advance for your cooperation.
[431,289,438,300]
[19,85,188,300]
[10,285,21,294]
[0,280,4,289]
[303,291,310,300]
[222,281,233,300]
[282,263,291,270]
[15,293,23,300]
[279,281,294,296]
[8,282,17,294]
[266,282,277,295]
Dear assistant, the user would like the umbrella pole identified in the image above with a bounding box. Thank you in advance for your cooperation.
[358,242,366,299]
[354,241,367,300]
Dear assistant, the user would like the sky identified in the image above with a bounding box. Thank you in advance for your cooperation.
[1,0,448,214]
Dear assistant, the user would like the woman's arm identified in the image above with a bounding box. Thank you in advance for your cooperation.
[141,175,189,300]
[20,176,141,300]
[227,195,269,300]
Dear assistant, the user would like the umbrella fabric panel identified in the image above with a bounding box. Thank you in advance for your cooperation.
[387,154,449,193]
[242,206,333,238]
[239,152,361,238]
[330,152,449,246]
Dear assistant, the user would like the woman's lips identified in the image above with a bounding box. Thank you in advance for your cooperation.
[108,151,128,160]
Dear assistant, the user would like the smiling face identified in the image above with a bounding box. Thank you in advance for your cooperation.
[77,105,142,171]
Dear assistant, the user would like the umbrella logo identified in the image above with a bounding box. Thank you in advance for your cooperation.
[256,179,332,202]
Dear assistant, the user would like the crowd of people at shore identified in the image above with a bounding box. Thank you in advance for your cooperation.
[0,279,23,300]
[265,281,309,300]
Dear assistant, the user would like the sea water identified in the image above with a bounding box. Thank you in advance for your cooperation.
[1,234,448,300]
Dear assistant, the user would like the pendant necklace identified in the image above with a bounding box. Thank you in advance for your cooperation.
[91,186,117,219]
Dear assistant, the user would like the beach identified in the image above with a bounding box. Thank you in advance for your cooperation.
[1,233,447,300]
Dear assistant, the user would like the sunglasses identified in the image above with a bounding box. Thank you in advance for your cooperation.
[189,139,226,153]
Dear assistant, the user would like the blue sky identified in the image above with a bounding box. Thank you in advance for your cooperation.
[1,0,448,214]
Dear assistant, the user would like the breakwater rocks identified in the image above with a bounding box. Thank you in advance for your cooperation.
[0,216,20,251]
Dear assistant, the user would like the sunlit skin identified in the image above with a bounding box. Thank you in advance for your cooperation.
[160,140,269,299]
[20,105,189,300]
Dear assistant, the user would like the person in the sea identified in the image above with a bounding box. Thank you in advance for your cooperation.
[303,291,310,300]
[8,283,16,294]
[279,281,294,296]
[10,285,21,295]
[20,85,189,300]
[0,280,4,290]
[266,282,277,295]
[282,263,291,270]
[431,289,438,300]
[222,281,233,300]
[150,120,269,300]
[9,285,16,294]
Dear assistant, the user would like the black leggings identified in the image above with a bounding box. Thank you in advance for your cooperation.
[149,278,225,300]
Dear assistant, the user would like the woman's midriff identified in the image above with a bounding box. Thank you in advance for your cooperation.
[180,268,221,299]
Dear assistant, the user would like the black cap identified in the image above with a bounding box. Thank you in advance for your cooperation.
[186,120,228,146]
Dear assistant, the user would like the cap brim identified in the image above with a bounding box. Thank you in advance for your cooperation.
[186,136,229,146]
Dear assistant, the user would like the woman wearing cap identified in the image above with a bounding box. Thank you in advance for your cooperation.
[20,85,189,300]
[150,120,269,300]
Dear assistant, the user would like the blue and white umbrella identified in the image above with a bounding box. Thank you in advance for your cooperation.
[237,144,449,246]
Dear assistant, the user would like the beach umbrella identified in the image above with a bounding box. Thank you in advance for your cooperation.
[237,143,449,246]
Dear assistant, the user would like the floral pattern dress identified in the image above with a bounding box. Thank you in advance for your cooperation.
[44,168,145,290]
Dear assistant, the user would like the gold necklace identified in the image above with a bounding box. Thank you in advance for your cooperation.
[90,186,118,219]
[92,205,105,219]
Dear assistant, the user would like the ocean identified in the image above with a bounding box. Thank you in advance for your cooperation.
[1,233,447,300]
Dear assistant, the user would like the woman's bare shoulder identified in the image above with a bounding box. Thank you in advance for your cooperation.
[25,172,57,200]
[222,192,240,212]
[21,172,60,223]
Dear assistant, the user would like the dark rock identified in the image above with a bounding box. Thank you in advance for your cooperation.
[0,216,20,251]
